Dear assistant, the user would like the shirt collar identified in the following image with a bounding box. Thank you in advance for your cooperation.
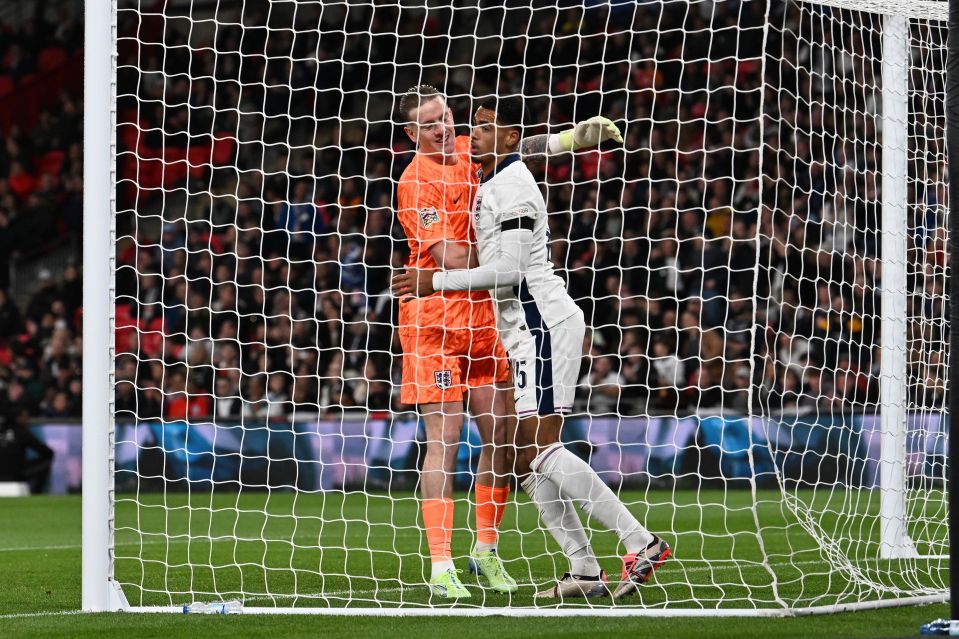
[479,153,521,184]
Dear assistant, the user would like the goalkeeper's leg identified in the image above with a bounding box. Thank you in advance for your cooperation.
[466,381,518,594]
[420,403,470,599]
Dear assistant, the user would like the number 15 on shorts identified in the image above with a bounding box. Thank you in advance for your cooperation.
[513,358,537,416]
[513,359,529,390]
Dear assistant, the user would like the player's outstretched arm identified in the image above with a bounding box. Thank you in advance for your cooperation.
[391,227,532,298]
[432,225,531,292]
[519,116,623,159]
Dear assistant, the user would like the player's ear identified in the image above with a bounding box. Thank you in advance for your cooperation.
[404,125,417,143]
[508,128,520,150]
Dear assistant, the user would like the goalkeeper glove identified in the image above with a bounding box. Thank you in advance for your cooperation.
[554,116,624,152]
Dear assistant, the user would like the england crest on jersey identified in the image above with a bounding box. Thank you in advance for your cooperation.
[434,370,453,389]
[473,194,483,223]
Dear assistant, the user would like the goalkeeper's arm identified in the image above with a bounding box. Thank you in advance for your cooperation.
[519,116,623,159]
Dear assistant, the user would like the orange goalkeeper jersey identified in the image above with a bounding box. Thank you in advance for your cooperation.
[396,135,496,331]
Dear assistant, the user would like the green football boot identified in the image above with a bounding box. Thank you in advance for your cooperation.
[468,549,519,594]
[428,568,471,599]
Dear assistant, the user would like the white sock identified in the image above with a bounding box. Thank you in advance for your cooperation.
[431,559,454,579]
[473,541,496,554]
[531,443,653,554]
[521,474,601,577]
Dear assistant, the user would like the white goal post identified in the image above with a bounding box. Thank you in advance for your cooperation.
[83,0,126,614]
[82,0,951,616]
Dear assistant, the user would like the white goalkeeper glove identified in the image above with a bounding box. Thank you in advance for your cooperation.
[552,116,624,153]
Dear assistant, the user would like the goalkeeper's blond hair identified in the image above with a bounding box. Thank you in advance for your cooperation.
[397,84,444,124]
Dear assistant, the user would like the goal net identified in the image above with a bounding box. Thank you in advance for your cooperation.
[97,0,949,614]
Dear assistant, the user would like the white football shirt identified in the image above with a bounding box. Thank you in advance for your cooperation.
[471,154,580,329]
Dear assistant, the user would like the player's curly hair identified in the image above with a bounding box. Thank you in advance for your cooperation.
[397,84,444,124]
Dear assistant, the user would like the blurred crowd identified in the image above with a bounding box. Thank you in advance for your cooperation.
[0,2,84,423]
[0,0,949,425]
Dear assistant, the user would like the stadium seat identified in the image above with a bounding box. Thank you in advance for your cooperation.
[36,150,65,177]
[140,318,165,358]
[578,150,602,181]
[187,145,212,178]
[211,134,236,165]
[162,149,189,186]
[137,157,164,189]
[114,303,139,354]
[37,48,67,71]
[8,170,35,200]
[0,75,13,97]
[118,121,140,153]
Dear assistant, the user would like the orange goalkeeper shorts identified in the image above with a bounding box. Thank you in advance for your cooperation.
[398,325,510,406]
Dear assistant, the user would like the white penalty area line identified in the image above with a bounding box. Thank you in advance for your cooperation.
[0,530,425,553]
[0,543,87,553]
[0,610,84,620]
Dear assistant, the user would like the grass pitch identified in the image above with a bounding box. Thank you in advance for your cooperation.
[0,493,948,638]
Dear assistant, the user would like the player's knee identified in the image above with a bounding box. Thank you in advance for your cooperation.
[441,426,461,447]
[490,419,510,447]
[426,422,462,451]
[514,445,536,477]
[501,444,516,470]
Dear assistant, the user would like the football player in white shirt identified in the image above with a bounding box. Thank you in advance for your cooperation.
[392,96,670,600]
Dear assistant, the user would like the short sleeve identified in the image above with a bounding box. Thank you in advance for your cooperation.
[397,179,455,250]
[493,175,540,225]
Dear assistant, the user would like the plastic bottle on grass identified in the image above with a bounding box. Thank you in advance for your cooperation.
[182,600,243,614]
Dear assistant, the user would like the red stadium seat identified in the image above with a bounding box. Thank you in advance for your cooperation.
[162,148,189,186]
[164,147,187,162]
[8,170,35,200]
[187,145,212,178]
[38,48,68,72]
[115,303,135,326]
[140,318,165,358]
[0,75,13,97]
[163,163,188,187]
[118,122,140,152]
[119,156,137,183]
[211,134,236,166]
[37,150,65,177]
[114,303,140,354]
[579,150,601,181]
[136,157,164,190]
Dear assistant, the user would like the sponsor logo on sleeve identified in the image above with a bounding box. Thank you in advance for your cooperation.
[434,370,453,390]
[419,206,440,229]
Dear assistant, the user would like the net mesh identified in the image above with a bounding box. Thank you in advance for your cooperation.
[109,0,948,611]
